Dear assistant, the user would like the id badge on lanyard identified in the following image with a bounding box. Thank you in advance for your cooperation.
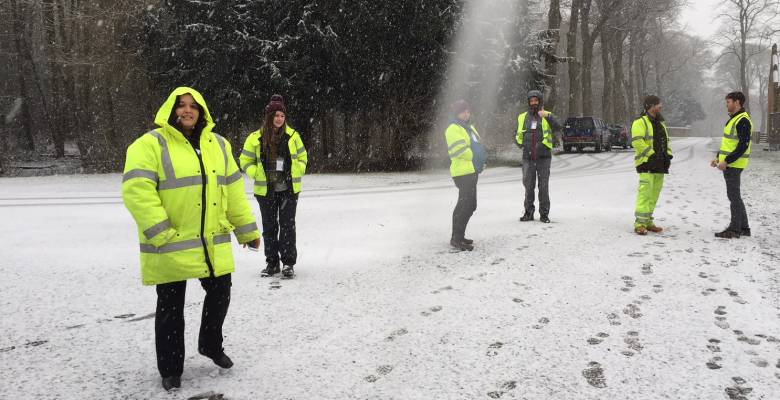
[531,119,538,130]
[275,157,284,171]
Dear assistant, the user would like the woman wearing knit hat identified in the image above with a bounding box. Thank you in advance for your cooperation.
[444,99,487,251]
[239,95,308,278]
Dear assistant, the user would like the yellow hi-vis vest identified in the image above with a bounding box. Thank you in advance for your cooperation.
[719,111,752,169]
[516,112,553,149]
[445,123,480,177]
[239,125,307,196]
[122,87,261,286]
[631,114,672,167]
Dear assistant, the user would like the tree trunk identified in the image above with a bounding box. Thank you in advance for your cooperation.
[566,0,582,116]
[43,0,66,158]
[600,29,613,121]
[739,36,750,109]
[10,0,37,151]
[580,0,595,116]
[626,27,637,117]
[542,0,562,111]
[612,29,629,124]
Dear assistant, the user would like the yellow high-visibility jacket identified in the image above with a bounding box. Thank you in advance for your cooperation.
[122,87,260,285]
[239,126,307,196]
[631,114,672,167]
[445,123,480,177]
[718,111,752,169]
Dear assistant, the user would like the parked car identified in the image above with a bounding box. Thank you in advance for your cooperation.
[563,116,612,153]
[608,124,631,149]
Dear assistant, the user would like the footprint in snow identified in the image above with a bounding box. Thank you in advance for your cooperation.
[532,317,550,329]
[376,365,394,375]
[707,339,722,353]
[725,383,753,400]
[487,342,503,357]
[582,362,607,388]
[623,303,642,319]
[432,285,453,294]
[385,328,408,342]
[736,334,761,345]
[587,333,609,345]
[641,264,653,275]
[706,356,723,369]
[624,331,643,353]
[487,381,517,398]
[715,318,730,330]
[421,306,443,316]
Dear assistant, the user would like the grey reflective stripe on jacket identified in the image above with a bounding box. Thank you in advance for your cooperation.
[149,129,236,190]
[140,233,232,254]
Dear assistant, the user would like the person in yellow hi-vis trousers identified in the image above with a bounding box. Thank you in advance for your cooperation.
[631,95,672,235]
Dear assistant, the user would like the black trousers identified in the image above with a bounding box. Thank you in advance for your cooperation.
[155,273,231,378]
[522,157,551,216]
[452,173,478,240]
[723,168,749,231]
[255,190,298,266]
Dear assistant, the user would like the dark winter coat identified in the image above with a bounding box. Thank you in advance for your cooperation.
[518,111,562,160]
[636,113,671,174]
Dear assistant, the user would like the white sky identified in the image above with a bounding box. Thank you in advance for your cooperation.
[678,0,723,39]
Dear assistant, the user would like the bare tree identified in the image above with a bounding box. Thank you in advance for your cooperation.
[716,0,779,109]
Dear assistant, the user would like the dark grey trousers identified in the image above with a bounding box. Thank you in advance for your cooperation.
[452,173,478,240]
[522,157,551,216]
[256,190,299,266]
[723,168,749,231]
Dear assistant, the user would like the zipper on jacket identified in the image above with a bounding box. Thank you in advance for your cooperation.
[532,117,538,161]
[192,146,215,278]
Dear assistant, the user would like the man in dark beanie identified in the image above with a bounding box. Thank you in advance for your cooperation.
[631,95,672,235]
[516,89,562,223]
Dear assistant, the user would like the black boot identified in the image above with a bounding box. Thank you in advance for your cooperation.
[540,214,550,223]
[715,229,741,239]
[519,213,534,222]
[161,376,181,391]
[282,264,295,279]
[199,349,234,369]
[450,238,474,251]
[260,262,280,277]
[741,228,751,237]
[462,238,474,245]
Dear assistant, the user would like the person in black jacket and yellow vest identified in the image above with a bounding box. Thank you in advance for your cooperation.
[710,91,752,239]
[516,90,563,223]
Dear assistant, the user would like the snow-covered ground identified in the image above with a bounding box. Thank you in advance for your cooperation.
[1,137,778,399]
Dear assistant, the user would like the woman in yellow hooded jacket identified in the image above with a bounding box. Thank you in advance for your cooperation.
[122,87,260,391]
